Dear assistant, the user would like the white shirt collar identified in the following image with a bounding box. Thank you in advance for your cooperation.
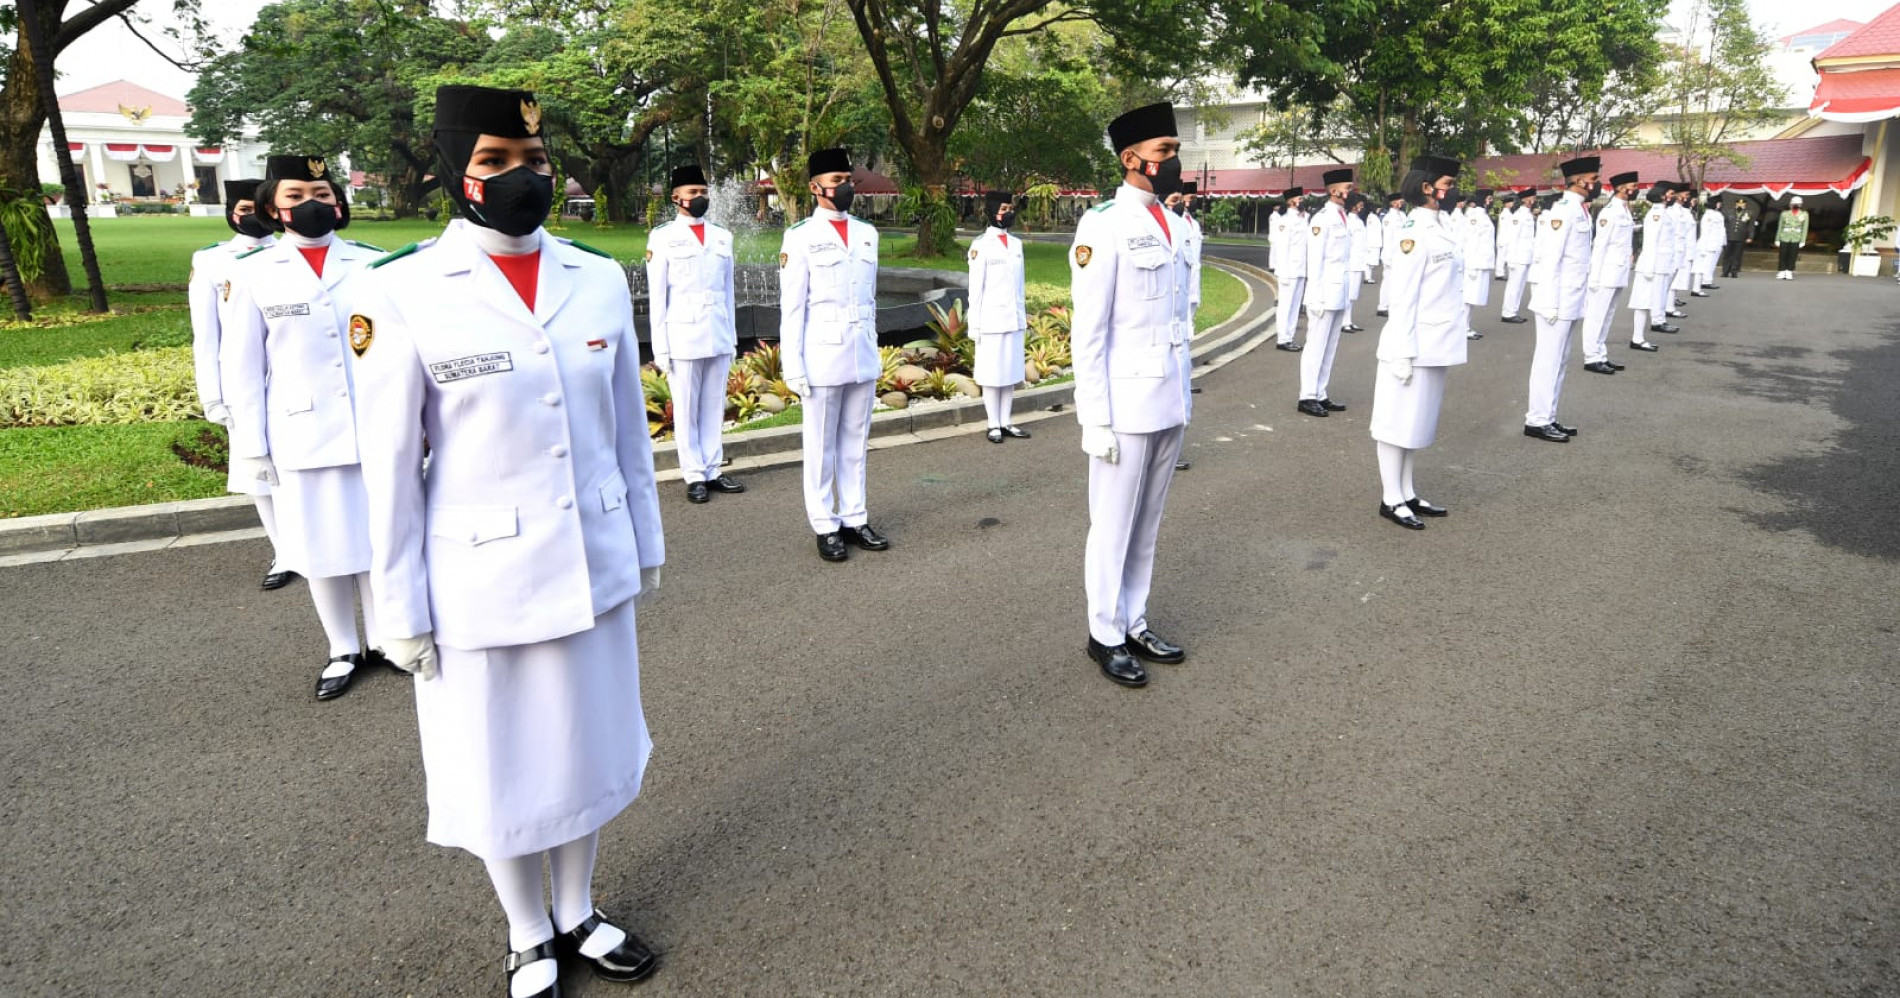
[1117,183,1157,207]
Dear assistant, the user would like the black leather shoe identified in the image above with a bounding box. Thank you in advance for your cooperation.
[1405,496,1448,517]
[1297,399,1330,417]
[315,653,359,701]
[1342,323,1362,333]
[1549,420,1578,436]
[1275,341,1303,352]
[1702,283,1719,289]
[1319,398,1347,412]
[1630,340,1659,352]
[558,910,657,983]
[1500,315,1529,324]
[707,474,746,493]
[1379,503,1426,529]
[686,481,710,504]
[986,427,1005,443]
[1376,309,1389,317]
[1174,460,1190,472]
[1666,308,1688,318]
[840,524,889,551]
[1001,425,1031,439]
[1524,424,1570,442]
[1466,331,1484,340]
[1651,323,1680,334]
[1604,360,1626,370]
[1690,290,1710,297]
[1087,638,1148,688]
[261,568,298,591]
[503,940,562,998]
[362,648,402,674]
[1125,628,1185,664]
[817,532,849,562]
[1584,361,1617,374]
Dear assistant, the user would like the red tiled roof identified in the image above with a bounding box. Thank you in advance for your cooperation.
[1816,3,1900,61]
[1780,18,1863,46]
[1810,65,1900,114]
[57,80,189,116]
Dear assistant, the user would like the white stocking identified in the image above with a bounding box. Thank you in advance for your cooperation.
[551,832,627,956]
[994,385,1015,426]
[1376,441,1408,508]
[1400,449,1418,501]
[485,852,558,997]
[252,495,281,562]
[354,572,380,650]
[308,575,361,662]
[982,387,1004,428]
[1631,309,1651,344]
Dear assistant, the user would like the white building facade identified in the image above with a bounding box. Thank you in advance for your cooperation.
[35,80,273,216]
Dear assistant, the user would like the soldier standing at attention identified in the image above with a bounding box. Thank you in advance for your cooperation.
[1498,190,1535,324]
[1269,186,1306,351]
[1341,193,1369,333]
[1069,101,1194,689]
[1376,191,1405,316]
[967,190,1031,443]
[648,163,745,504]
[1775,196,1809,279]
[1298,168,1356,418]
[1581,171,1639,375]
[779,148,890,562]
[1523,156,1599,443]
[1721,197,1756,279]
[1459,189,1496,340]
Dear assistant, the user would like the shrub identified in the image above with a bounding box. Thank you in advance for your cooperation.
[1024,282,1069,315]
[0,346,200,427]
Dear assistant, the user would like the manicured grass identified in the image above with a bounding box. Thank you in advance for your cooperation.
[1196,268,1249,333]
[878,233,1075,286]
[0,421,227,518]
[0,305,192,368]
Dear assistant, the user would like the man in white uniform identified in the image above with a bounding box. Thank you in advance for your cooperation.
[1627,183,1675,351]
[967,190,1031,442]
[1298,167,1356,418]
[647,163,745,504]
[1460,188,1496,340]
[1665,187,1693,318]
[779,147,889,562]
[1581,170,1639,375]
[190,178,290,590]
[1523,155,1598,443]
[1269,186,1306,351]
[1069,101,1194,689]
[1342,193,1369,332]
[1499,190,1535,324]
[1692,191,1726,294]
[1376,192,1405,316]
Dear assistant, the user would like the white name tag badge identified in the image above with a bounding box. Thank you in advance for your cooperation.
[429,352,515,384]
[263,303,312,318]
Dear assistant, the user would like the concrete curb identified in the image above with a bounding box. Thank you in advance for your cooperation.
[0,264,1275,564]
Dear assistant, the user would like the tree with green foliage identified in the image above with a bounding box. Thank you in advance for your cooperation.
[948,26,1119,194]
[1657,0,1787,189]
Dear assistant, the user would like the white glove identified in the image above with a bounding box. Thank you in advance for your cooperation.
[383,632,440,681]
[205,402,233,427]
[232,455,279,486]
[1383,358,1415,385]
[637,565,663,606]
[653,354,673,378]
[1080,424,1119,464]
[787,376,811,398]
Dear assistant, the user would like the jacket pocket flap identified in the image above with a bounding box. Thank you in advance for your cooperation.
[279,393,315,415]
[600,469,629,512]
[429,505,519,546]
[1109,347,1166,379]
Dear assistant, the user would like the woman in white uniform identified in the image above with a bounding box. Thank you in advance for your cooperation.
[1342,194,1368,332]
[221,155,389,698]
[1371,155,1467,531]
[966,190,1030,442]
[350,85,664,998]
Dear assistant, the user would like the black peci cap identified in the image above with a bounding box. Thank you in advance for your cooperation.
[1282,186,1304,199]
[1322,168,1355,186]
[1107,102,1177,152]
[1474,188,1492,199]
[984,190,1014,215]
[1409,155,1461,178]
[264,155,333,183]
[1180,181,1198,196]
[1559,155,1601,177]
[669,164,708,190]
[1610,171,1638,187]
[223,179,261,204]
[807,147,852,178]
[434,84,544,138]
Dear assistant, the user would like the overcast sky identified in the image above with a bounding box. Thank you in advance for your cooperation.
[54,0,1900,101]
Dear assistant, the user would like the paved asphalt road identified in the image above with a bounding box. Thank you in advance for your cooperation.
[3,269,1897,998]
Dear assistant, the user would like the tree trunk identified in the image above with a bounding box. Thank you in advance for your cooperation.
[906,134,957,257]
[0,208,33,320]
[21,0,106,311]
[0,44,72,300]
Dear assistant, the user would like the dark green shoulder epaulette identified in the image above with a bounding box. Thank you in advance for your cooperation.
[369,241,427,269]
[1090,200,1116,213]
[561,238,613,260]
[234,245,270,260]
[348,240,385,252]
[788,218,810,230]
[197,241,224,252]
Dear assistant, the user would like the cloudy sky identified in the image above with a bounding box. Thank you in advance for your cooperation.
[53,0,1900,102]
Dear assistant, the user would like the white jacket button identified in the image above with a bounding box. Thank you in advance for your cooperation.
[556,496,573,510]
[549,445,568,458]
[533,341,550,354]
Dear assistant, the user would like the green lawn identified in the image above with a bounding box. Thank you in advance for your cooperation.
[0,421,227,519]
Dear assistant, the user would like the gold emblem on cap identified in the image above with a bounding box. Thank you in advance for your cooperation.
[521,99,543,135]
[1073,245,1092,268]
[309,158,327,179]
[348,314,374,357]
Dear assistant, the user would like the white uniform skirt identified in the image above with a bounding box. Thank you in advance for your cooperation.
[1463,269,1493,307]
[416,596,651,861]
[1369,364,1449,450]
[973,328,1027,387]
[1348,269,1365,301]
[1627,272,1662,310]
[272,464,371,578]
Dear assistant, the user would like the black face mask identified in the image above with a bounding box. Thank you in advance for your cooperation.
[461,167,555,236]
[1132,154,1183,198]
[820,181,855,213]
[233,210,273,239]
[283,199,340,238]
[994,211,1015,230]
[1168,202,1185,216]
[683,195,710,218]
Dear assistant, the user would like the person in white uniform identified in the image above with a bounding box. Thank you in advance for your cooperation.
[1269,186,1306,351]
[1376,192,1405,316]
[1362,192,1385,287]
[1178,180,1205,318]
[1341,193,1368,332]
[1499,191,1535,324]
[1069,101,1194,689]
[1627,183,1676,350]
[1581,170,1639,375]
[967,190,1032,443]
[1692,191,1726,294]
[350,85,665,998]
[1665,187,1694,313]
[1371,155,1467,531]
[221,154,389,700]
[190,178,291,591]
[1523,155,1599,443]
[779,147,890,563]
[1297,167,1356,418]
[1459,188,1496,340]
[647,163,746,504]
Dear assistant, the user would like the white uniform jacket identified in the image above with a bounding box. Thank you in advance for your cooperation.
[189,235,275,416]
[1462,206,1497,273]
[778,212,880,387]
[1346,212,1368,273]
[1362,211,1384,270]
[1668,203,1693,273]
[1588,197,1636,289]
[1068,184,1194,434]
[1507,206,1536,267]
[1304,200,1355,311]
[1377,209,1468,368]
[646,218,736,362]
[966,226,1027,334]
[1633,204,1671,276]
[1528,192,1593,321]
[1183,212,1204,309]
[1269,209,1305,278]
[221,237,378,469]
[1381,208,1406,267]
[1697,208,1727,256]
[349,223,665,650]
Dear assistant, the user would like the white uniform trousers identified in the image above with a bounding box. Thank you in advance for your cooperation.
[1501,264,1529,319]
[1695,249,1720,286]
[672,354,733,484]
[1581,286,1623,364]
[1085,425,1185,646]
[1671,266,1691,293]
[1276,276,1305,345]
[1654,272,1674,316]
[800,381,875,534]
[1376,268,1392,313]
[1299,308,1346,401]
[1525,315,1577,427]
